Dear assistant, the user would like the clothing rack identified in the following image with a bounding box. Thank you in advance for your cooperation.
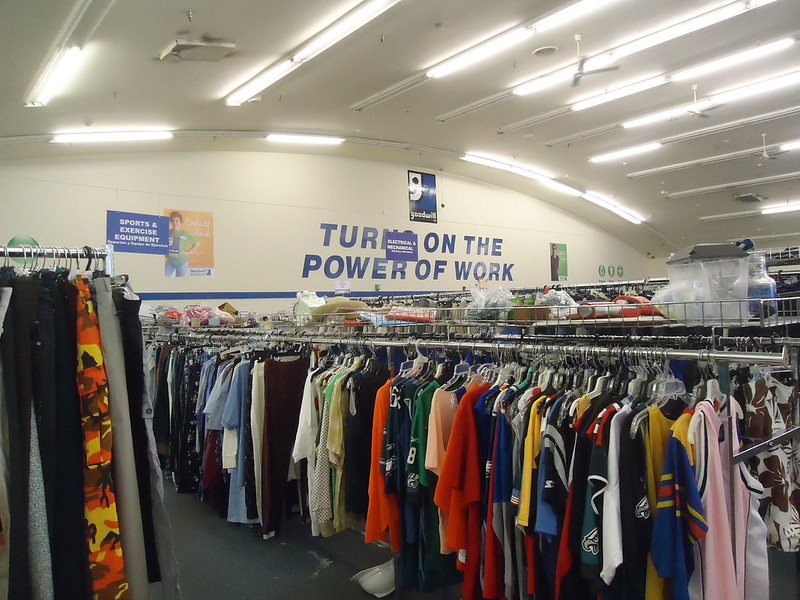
[148,328,791,366]
[0,244,115,275]
[342,277,670,305]
[765,245,800,268]
[147,324,800,588]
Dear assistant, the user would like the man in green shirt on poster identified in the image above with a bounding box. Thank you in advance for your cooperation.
[165,211,199,277]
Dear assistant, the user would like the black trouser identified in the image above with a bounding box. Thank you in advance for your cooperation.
[5,276,42,599]
[31,282,57,537]
[113,288,162,583]
[261,356,310,534]
[43,272,91,600]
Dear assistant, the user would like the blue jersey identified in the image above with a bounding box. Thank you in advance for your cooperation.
[651,424,708,600]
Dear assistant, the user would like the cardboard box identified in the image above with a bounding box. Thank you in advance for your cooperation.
[218,302,237,316]
[511,306,550,321]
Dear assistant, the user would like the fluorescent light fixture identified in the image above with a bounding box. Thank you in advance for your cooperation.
[265,133,344,145]
[618,71,800,132]
[667,171,800,199]
[24,0,119,107]
[589,142,662,163]
[672,38,795,82]
[435,92,512,122]
[429,0,619,79]
[292,0,400,62]
[462,153,514,170]
[711,70,800,104]
[444,0,781,121]
[571,76,668,111]
[225,60,294,106]
[25,46,83,107]
[628,141,785,177]
[226,0,400,105]
[51,130,173,143]
[582,191,644,224]
[762,202,800,215]
[351,74,428,111]
[727,231,800,242]
[584,2,747,70]
[462,153,553,178]
[700,209,762,222]
[461,153,583,196]
[535,177,583,196]
[781,139,800,151]
[513,66,574,96]
[426,27,532,79]
[623,102,713,128]
[533,0,618,32]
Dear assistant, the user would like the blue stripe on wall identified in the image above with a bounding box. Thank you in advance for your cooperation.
[137,290,455,301]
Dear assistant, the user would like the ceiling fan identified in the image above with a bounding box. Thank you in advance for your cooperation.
[572,34,619,87]
[759,133,778,161]
[686,84,711,118]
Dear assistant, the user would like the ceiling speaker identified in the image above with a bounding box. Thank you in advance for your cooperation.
[160,39,236,62]
[734,193,765,203]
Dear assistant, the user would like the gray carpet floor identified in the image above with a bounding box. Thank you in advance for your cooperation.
[150,483,798,600]
[149,483,460,600]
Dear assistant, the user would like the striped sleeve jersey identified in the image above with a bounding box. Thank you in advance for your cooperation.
[651,410,708,600]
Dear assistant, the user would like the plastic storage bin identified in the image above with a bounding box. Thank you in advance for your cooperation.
[660,244,750,323]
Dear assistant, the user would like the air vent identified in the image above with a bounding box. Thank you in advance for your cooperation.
[735,193,765,203]
[532,45,558,57]
[160,39,236,62]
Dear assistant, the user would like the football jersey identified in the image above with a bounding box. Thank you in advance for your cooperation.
[651,411,708,600]
[434,380,491,600]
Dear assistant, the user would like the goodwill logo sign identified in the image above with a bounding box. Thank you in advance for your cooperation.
[408,171,437,223]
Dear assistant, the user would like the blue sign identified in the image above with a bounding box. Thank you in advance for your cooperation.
[408,171,437,223]
[385,231,418,261]
[106,211,169,254]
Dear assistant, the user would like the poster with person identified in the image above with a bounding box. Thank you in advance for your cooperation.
[549,243,568,281]
[164,209,215,277]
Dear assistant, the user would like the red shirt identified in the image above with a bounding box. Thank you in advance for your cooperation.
[435,381,491,600]
[365,380,401,551]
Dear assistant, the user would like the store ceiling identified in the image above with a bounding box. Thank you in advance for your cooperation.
[1,0,799,257]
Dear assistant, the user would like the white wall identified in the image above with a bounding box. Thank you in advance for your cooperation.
[0,151,648,313]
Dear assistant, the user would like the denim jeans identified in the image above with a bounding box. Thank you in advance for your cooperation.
[165,261,189,277]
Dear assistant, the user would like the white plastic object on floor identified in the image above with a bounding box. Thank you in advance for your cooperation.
[350,558,395,598]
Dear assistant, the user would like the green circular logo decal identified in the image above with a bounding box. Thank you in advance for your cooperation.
[617,265,624,277]
[598,265,606,277]
[608,265,616,277]
[7,235,39,265]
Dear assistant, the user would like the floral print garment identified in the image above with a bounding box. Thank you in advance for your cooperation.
[744,377,800,551]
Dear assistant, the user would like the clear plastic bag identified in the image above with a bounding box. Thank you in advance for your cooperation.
[534,289,577,319]
[466,286,513,320]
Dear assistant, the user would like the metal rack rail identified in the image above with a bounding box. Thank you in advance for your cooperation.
[0,244,114,274]
[146,327,790,366]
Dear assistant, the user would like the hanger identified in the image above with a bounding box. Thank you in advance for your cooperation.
[219,344,248,359]
[395,342,416,379]
[587,355,612,399]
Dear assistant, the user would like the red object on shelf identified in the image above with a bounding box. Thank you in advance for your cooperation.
[612,296,664,317]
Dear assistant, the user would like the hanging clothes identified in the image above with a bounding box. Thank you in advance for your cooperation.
[96,277,149,600]
[75,274,130,600]
[260,355,309,536]
[744,376,800,552]
[0,263,178,600]
[144,334,794,600]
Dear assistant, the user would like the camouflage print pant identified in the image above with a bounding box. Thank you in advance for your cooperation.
[75,275,130,600]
